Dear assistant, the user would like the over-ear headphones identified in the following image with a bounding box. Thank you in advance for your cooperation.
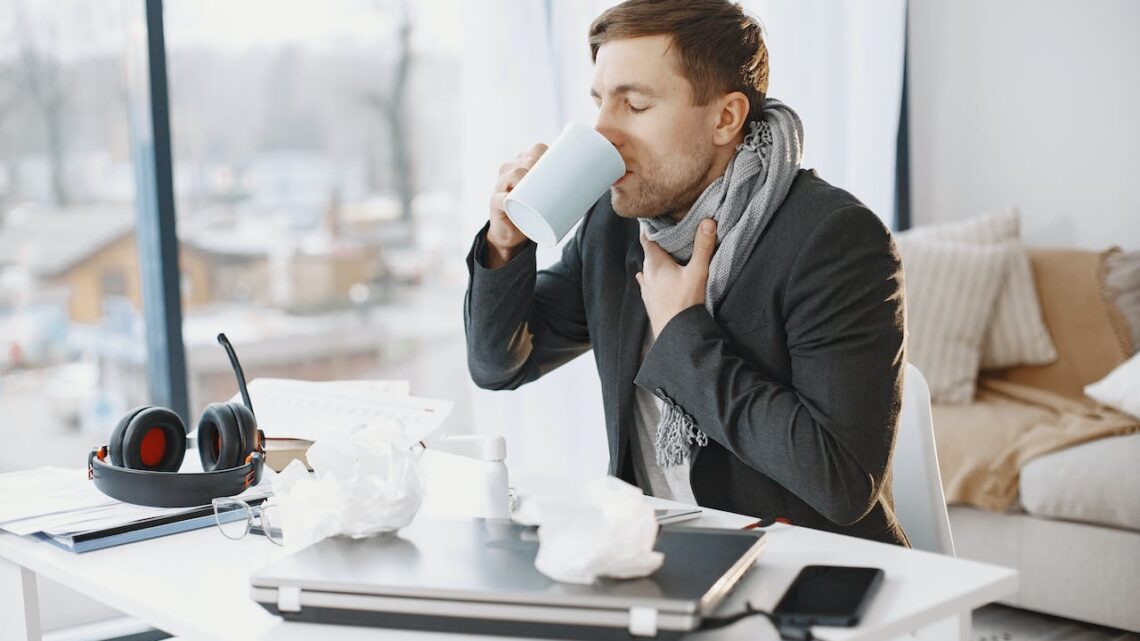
[87,333,267,508]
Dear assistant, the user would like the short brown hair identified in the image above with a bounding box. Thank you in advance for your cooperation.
[589,0,769,124]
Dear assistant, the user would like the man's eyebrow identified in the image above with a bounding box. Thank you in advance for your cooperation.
[589,83,659,100]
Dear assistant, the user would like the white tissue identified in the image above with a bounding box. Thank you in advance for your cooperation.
[269,419,422,548]
[533,477,664,584]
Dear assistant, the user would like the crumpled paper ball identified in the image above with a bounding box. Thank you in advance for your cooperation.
[532,477,664,584]
[269,419,422,548]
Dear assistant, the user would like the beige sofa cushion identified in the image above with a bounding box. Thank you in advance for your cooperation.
[1020,433,1140,532]
[896,238,1009,403]
[902,208,1057,369]
[992,248,1132,400]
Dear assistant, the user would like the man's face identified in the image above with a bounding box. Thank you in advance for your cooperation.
[592,35,721,220]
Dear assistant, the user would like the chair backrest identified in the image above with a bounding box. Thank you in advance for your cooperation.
[891,363,956,555]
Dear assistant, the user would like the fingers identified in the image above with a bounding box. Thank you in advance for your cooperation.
[488,190,524,248]
[487,143,548,248]
[689,219,718,271]
[500,143,547,173]
[499,156,539,175]
[489,191,507,214]
[640,229,671,270]
[639,231,657,269]
[517,142,548,160]
[494,143,548,194]
[501,143,547,168]
[494,166,529,193]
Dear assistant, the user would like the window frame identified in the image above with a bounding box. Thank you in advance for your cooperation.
[129,0,189,425]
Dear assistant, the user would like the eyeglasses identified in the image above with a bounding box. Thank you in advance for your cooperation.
[211,497,283,546]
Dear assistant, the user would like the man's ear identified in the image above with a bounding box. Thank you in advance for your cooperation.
[712,91,750,146]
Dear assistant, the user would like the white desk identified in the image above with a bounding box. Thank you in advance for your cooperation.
[1,495,1016,641]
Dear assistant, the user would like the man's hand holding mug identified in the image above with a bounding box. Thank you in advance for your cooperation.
[484,123,626,268]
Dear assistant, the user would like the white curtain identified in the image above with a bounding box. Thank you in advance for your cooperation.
[458,1,615,479]
[744,0,906,227]
[459,0,906,478]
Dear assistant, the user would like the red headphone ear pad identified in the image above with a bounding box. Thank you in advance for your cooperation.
[118,407,187,472]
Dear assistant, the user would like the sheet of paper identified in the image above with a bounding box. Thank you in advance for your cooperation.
[0,468,118,525]
[43,482,275,536]
[228,378,452,444]
[3,504,126,536]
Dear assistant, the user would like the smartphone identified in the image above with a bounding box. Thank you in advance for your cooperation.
[773,565,884,627]
[653,508,701,525]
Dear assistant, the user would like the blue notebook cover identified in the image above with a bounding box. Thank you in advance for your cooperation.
[36,499,264,553]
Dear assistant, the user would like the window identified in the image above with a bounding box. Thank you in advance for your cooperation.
[161,0,470,428]
[0,0,471,474]
[0,1,148,470]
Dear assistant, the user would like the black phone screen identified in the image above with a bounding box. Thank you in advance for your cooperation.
[773,565,884,627]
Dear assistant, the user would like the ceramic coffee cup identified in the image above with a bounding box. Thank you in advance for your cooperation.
[504,122,626,246]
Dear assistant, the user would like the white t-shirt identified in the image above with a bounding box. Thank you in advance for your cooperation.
[630,330,698,505]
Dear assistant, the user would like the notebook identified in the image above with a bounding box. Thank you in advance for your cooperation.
[251,517,766,640]
[37,496,269,553]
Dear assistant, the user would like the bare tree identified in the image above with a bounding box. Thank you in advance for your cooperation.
[13,0,70,207]
[0,68,17,214]
[363,1,415,236]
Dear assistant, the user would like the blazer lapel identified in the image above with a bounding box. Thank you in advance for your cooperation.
[610,236,649,479]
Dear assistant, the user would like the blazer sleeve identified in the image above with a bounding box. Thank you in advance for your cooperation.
[463,218,593,391]
[633,205,906,525]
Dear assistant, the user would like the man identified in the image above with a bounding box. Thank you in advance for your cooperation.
[464,0,908,546]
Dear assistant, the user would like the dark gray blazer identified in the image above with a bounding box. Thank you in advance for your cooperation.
[465,169,909,546]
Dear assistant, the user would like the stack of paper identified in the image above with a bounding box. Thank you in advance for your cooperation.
[0,467,273,553]
[233,378,454,444]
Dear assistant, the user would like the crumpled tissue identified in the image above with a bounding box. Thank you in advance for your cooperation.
[531,477,664,584]
[269,419,422,548]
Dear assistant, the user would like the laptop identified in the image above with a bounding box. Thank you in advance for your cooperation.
[251,517,766,640]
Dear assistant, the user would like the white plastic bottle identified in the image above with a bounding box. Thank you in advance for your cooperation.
[418,434,510,519]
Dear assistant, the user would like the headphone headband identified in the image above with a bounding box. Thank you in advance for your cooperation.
[88,446,264,508]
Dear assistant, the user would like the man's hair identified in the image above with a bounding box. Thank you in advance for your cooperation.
[588,0,769,124]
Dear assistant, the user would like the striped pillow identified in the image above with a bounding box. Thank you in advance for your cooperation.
[1103,249,1140,354]
[896,238,1011,403]
[902,208,1057,369]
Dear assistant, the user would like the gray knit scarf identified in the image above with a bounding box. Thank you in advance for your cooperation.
[641,98,804,468]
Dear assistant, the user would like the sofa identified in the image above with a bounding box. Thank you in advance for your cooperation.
[895,211,1140,633]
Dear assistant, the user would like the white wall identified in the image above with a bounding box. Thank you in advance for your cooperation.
[908,0,1140,250]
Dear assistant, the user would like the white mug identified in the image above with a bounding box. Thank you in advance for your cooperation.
[504,122,626,246]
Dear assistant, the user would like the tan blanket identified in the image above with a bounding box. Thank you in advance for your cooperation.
[932,377,1139,512]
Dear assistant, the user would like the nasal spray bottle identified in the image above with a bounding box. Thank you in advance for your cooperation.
[418,434,510,519]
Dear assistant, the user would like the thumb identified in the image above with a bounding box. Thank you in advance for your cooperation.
[690,219,718,270]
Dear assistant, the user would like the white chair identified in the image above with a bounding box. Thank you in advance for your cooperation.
[891,363,956,555]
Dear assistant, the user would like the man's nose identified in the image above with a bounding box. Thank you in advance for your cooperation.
[594,112,623,149]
